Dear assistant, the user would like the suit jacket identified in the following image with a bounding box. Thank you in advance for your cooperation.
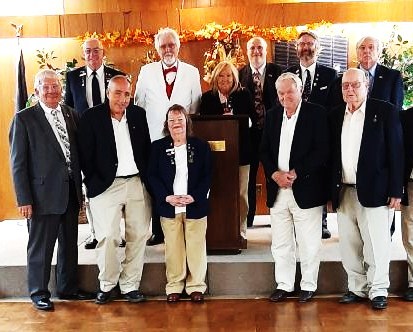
[148,136,212,219]
[239,62,282,125]
[401,107,413,206]
[330,98,404,209]
[9,103,82,214]
[260,102,329,209]
[199,88,253,165]
[77,102,151,198]
[134,60,202,142]
[65,65,124,116]
[286,63,337,107]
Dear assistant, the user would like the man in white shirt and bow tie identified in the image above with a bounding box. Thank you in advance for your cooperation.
[135,27,202,246]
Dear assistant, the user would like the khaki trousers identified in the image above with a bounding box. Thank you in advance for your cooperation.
[401,182,413,286]
[161,213,207,295]
[337,186,393,299]
[89,176,151,293]
[239,165,250,238]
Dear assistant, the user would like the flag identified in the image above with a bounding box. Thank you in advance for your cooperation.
[15,48,28,112]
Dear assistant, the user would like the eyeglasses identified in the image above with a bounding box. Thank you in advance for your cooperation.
[39,84,60,91]
[160,43,176,50]
[84,48,102,55]
[298,42,315,47]
[341,81,364,90]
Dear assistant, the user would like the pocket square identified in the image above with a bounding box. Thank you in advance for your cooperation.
[320,86,328,90]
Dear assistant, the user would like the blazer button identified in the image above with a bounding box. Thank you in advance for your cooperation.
[336,184,340,187]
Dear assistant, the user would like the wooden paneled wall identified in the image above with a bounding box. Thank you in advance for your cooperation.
[1,0,412,219]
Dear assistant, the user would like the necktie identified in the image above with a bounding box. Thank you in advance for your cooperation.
[91,71,101,106]
[51,109,71,169]
[302,69,312,101]
[368,71,374,96]
[253,72,265,129]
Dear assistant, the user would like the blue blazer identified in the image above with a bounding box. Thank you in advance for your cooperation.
[77,102,151,198]
[65,65,124,116]
[148,136,212,219]
[260,102,329,209]
[330,98,404,209]
[286,63,338,107]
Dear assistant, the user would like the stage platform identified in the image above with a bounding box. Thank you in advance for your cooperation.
[0,213,408,299]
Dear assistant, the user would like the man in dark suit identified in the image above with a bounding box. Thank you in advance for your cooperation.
[78,75,152,304]
[328,68,403,310]
[260,72,329,303]
[9,69,94,311]
[239,36,282,227]
[65,37,124,249]
[286,30,338,239]
[400,107,413,301]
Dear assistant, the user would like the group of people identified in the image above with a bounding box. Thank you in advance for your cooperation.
[8,25,413,313]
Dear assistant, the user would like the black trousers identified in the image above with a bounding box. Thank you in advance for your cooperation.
[27,180,80,300]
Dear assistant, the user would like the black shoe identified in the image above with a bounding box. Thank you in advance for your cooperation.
[339,291,365,304]
[124,290,146,303]
[32,298,54,311]
[371,296,387,310]
[85,238,98,249]
[322,226,331,239]
[299,290,315,303]
[247,215,254,228]
[119,238,126,248]
[269,289,291,302]
[403,287,413,301]
[96,289,113,305]
[58,289,95,300]
[146,234,164,246]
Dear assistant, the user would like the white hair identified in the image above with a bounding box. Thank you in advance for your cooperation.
[275,72,303,92]
[154,27,181,53]
[34,69,60,89]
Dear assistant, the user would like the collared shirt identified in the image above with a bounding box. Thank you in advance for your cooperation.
[361,62,378,79]
[41,101,69,157]
[162,60,178,85]
[278,101,302,172]
[250,62,266,86]
[300,62,317,87]
[86,64,105,108]
[173,144,188,214]
[112,112,139,177]
[341,101,366,184]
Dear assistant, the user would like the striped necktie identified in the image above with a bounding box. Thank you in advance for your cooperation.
[51,109,71,168]
[302,69,312,101]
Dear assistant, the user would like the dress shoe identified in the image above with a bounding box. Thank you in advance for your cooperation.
[119,238,126,247]
[269,289,291,302]
[339,291,365,304]
[146,234,164,246]
[403,287,413,301]
[95,289,113,305]
[167,293,181,303]
[58,289,95,300]
[322,226,331,239]
[32,298,54,311]
[371,296,387,310]
[299,290,315,303]
[190,292,204,303]
[123,290,146,303]
[85,238,98,249]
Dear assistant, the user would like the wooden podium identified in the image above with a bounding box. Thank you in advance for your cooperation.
[191,115,248,253]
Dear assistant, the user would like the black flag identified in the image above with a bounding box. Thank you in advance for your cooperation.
[15,49,28,112]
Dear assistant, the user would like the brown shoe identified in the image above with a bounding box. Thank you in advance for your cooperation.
[166,293,180,303]
[190,292,204,303]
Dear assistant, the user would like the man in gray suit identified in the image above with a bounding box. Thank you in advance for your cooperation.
[9,69,93,311]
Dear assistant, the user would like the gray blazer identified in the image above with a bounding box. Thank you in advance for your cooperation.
[9,103,82,215]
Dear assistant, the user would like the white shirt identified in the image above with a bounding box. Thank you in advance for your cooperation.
[41,102,69,158]
[341,101,366,184]
[86,65,105,108]
[278,101,302,172]
[173,144,188,214]
[300,62,317,88]
[112,112,139,177]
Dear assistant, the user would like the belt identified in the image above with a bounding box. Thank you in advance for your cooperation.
[343,183,357,189]
[116,173,139,179]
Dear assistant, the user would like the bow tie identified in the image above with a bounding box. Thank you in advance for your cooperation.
[164,66,177,75]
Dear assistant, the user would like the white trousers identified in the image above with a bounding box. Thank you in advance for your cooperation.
[89,176,151,293]
[337,186,393,299]
[270,188,322,292]
[239,165,250,239]
[401,182,413,286]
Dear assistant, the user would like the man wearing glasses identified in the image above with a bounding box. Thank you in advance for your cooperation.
[65,38,125,250]
[328,68,403,310]
[134,27,202,246]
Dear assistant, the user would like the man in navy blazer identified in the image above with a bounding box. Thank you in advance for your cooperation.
[260,73,329,303]
[78,75,152,304]
[328,68,403,310]
[286,30,337,239]
[65,38,124,249]
[239,36,282,227]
